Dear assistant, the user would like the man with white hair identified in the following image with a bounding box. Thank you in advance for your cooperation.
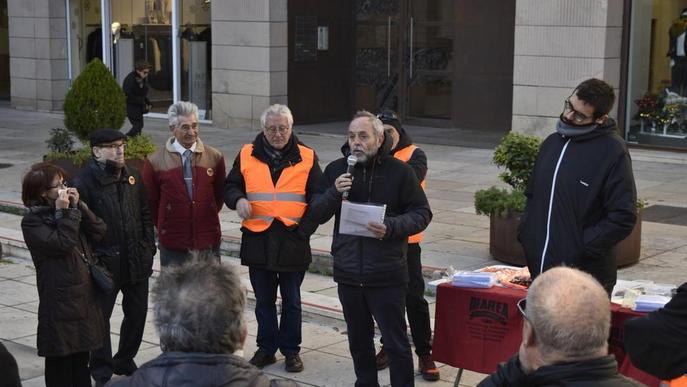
[106,258,297,386]
[224,104,322,372]
[143,101,226,266]
[478,267,642,386]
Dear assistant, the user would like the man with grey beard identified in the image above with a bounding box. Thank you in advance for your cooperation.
[309,111,432,386]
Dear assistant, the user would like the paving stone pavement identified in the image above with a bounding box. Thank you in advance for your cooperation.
[1,104,686,386]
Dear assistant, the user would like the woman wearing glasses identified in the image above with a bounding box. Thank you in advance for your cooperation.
[20,162,106,387]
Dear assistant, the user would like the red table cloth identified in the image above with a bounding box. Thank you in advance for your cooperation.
[432,283,661,386]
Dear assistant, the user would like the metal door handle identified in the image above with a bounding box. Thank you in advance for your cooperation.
[409,17,414,79]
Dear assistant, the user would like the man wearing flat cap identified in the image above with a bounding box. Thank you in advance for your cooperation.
[72,128,156,386]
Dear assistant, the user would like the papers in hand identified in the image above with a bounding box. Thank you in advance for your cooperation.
[339,200,386,238]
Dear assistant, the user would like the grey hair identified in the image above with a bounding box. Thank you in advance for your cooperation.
[153,256,246,354]
[527,267,610,361]
[168,101,199,128]
[353,110,384,137]
[260,104,294,129]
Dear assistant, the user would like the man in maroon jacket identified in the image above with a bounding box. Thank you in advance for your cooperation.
[143,101,225,266]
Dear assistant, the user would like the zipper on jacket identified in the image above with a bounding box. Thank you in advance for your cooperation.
[540,139,571,274]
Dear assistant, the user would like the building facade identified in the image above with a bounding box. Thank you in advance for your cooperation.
[5,0,687,150]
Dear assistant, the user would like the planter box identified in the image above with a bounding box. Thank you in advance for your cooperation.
[489,212,526,266]
[615,210,642,267]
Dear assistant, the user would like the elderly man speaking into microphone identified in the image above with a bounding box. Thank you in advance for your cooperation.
[309,110,432,386]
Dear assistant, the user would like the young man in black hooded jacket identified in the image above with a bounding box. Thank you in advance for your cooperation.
[518,78,637,295]
[309,111,432,387]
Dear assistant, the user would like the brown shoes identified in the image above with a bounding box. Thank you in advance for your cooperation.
[375,346,389,370]
[285,353,304,373]
[418,354,440,381]
[248,350,276,369]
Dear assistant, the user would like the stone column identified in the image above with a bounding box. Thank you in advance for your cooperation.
[511,0,624,137]
[8,0,68,111]
[212,0,287,129]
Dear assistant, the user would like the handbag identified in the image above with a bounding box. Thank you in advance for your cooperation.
[79,239,115,294]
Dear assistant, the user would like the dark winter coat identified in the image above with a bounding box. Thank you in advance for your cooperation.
[388,124,427,182]
[518,119,637,291]
[21,203,106,357]
[309,136,432,287]
[105,351,298,387]
[122,70,150,118]
[72,159,156,284]
[143,137,226,251]
[224,133,323,272]
[624,282,687,380]
[477,354,645,387]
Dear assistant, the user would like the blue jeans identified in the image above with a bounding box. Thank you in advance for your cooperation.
[249,268,305,356]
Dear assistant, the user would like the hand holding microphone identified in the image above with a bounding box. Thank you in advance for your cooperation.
[338,155,357,200]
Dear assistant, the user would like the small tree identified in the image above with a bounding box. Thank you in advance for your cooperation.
[63,58,126,141]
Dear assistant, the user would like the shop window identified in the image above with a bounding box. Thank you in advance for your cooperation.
[627,0,687,149]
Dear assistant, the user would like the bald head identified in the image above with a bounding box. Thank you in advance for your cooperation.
[527,267,610,361]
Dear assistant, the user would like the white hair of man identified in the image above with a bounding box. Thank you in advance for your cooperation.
[527,267,610,361]
[260,104,294,129]
[168,101,199,129]
[353,110,384,137]
[153,254,246,354]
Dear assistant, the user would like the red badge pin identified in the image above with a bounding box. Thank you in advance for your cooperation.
[128,176,136,185]
[207,168,214,177]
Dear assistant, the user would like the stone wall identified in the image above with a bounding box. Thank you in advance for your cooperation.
[511,0,624,137]
[8,0,68,111]
[211,0,287,130]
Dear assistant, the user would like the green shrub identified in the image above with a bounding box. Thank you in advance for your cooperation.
[474,132,541,216]
[45,128,74,153]
[125,134,157,160]
[474,186,526,217]
[44,142,92,166]
[63,58,126,142]
[492,132,541,191]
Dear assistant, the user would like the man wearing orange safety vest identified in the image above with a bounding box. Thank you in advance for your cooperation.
[224,104,322,374]
[374,110,439,381]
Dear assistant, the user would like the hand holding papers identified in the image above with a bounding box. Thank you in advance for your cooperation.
[339,200,386,238]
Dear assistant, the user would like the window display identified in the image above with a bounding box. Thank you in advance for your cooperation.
[627,1,687,149]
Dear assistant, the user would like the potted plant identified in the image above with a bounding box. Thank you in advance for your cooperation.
[474,132,541,265]
[123,134,157,172]
[615,199,647,267]
[43,128,91,177]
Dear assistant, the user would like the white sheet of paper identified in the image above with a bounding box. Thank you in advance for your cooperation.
[339,200,387,238]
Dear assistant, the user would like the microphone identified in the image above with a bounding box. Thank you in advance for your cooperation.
[342,154,357,200]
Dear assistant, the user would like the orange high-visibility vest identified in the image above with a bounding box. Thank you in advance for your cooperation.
[240,144,314,232]
[393,144,426,244]
[661,376,687,387]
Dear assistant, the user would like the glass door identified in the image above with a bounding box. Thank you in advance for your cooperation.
[405,0,453,121]
[353,0,402,112]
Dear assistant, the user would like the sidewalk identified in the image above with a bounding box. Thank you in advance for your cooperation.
[1,105,687,386]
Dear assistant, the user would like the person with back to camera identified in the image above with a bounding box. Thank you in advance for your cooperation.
[20,162,106,387]
[122,59,152,137]
[478,267,643,386]
[105,255,298,387]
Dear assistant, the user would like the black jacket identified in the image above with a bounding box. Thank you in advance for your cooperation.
[72,160,156,283]
[122,70,150,116]
[309,137,432,287]
[478,354,645,387]
[21,204,106,357]
[624,282,687,380]
[518,119,637,290]
[224,133,322,272]
[105,351,298,387]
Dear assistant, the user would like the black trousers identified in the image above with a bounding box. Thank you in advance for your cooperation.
[125,114,144,137]
[672,57,687,95]
[380,243,432,357]
[45,352,90,387]
[338,284,414,387]
[90,279,149,382]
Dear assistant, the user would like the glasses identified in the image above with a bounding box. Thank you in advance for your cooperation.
[48,182,67,190]
[517,298,529,322]
[377,110,398,122]
[265,125,290,135]
[98,143,126,150]
[563,99,594,124]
